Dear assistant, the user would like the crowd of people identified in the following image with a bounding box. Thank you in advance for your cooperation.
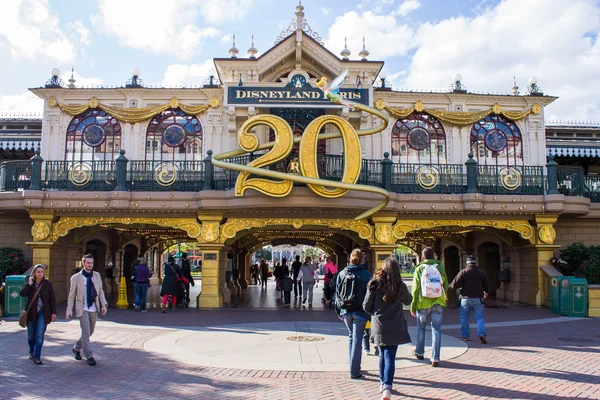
[15,246,491,400]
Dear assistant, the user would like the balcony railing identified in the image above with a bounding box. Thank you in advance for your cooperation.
[3,151,600,204]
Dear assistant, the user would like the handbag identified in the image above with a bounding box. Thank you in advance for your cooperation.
[19,282,44,328]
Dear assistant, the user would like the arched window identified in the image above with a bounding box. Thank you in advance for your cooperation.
[470,115,522,166]
[146,109,203,161]
[65,109,122,161]
[390,113,447,164]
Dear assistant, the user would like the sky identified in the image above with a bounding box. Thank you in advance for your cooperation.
[0,0,598,123]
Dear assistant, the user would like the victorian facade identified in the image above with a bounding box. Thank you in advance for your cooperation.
[1,4,599,311]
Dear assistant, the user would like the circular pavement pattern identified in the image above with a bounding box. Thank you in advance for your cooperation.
[144,321,468,371]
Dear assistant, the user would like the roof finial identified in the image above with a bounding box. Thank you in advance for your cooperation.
[229,34,239,58]
[358,37,369,61]
[68,67,76,88]
[511,75,519,95]
[247,34,258,59]
[341,36,351,60]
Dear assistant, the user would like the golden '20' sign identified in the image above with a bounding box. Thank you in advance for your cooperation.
[212,98,390,220]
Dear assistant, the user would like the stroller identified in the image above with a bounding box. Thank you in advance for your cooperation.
[322,275,337,308]
[176,276,190,309]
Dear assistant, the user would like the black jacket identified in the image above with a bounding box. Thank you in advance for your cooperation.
[161,262,182,296]
[449,265,490,298]
[291,261,302,279]
[181,259,195,286]
[20,279,57,325]
[363,279,412,346]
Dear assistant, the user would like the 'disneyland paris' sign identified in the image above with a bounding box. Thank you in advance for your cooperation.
[226,86,369,107]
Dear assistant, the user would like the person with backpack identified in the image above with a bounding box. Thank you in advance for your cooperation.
[322,257,338,304]
[131,253,143,310]
[410,247,448,367]
[449,255,490,344]
[335,248,372,379]
[363,258,412,400]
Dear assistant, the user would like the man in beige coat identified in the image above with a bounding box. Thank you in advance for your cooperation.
[66,254,108,366]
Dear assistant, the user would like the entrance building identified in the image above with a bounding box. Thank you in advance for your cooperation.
[1,3,598,309]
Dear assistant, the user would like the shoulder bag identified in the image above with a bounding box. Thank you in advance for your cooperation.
[19,282,44,328]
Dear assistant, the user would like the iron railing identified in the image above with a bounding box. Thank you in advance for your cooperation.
[128,160,204,191]
[391,164,466,194]
[43,160,116,191]
[0,160,31,191]
[478,165,546,195]
[5,154,600,205]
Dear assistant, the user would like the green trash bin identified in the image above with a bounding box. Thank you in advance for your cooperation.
[550,276,571,314]
[4,275,27,317]
[559,276,588,317]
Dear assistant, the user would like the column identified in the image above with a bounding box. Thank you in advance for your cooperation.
[371,215,397,270]
[197,244,228,308]
[27,211,55,276]
[527,214,560,306]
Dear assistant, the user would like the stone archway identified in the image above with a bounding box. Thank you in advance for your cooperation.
[477,242,501,297]
[443,245,461,308]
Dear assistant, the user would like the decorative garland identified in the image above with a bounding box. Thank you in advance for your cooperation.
[46,96,220,123]
[376,100,542,126]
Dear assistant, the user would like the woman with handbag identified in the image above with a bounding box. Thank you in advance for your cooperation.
[19,264,57,365]
[160,256,181,313]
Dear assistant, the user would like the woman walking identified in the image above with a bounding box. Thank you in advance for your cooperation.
[363,258,412,400]
[20,264,57,365]
[160,256,181,313]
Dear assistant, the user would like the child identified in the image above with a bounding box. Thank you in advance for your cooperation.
[280,275,293,307]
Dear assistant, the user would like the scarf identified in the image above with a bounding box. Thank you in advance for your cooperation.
[81,269,98,307]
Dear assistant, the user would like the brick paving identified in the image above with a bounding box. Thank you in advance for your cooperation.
[1,303,599,399]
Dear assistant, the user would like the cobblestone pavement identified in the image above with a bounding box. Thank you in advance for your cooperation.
[1,297,599,399]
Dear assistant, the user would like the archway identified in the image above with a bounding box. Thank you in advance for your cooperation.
[443,245,461,308]
[123,243,139,306]
[85,239,107,278]
[477,242,501,297]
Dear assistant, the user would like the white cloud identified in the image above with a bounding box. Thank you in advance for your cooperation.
[357,0,394,14]
[67,21,91,45]
[320,7,331,15]
[0,0,76,63]
[395,0,421,16]
[402,0,600,121]
[220,33,233,45]
[162,60,216,87]
[326,11,415,58]
[0,92,43,115]
[199,0,254,25]
[92,0,219,60]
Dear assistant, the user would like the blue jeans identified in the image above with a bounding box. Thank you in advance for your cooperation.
[138,283,149,311]
[416,304,444,362]
[133,282,141,307]
[379,345,398,390]
[343,313,367,377]
[460,298,486,338]
[27,310,47,359]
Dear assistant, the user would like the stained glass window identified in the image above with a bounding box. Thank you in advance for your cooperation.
[391,113,447,164]
[470,115,522,166]
[65,109,122,161]
[145,109,203,161]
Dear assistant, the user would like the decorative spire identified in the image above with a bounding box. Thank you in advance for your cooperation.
[275,2,323,45]
[68,67,76,88]
[229,34,239,58]
[247,34,258,59]
[511,75,519,95]
[341,36,351,60]
[358,37,369,61]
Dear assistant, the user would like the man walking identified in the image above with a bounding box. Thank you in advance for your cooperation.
[132,253,143,310]
[291,255,303,300]
[66,254,108,366]
[180,252,195,306]
[449,255,490,344]
[410,247,448,367]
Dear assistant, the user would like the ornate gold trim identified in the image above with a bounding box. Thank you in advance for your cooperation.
[31,221,50,241]
[538,225,556,244]
[392,219,535,244]
[220,218,374,243]
[54,217,202,240]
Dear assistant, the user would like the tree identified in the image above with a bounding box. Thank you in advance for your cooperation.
[254,247,272,262]
[0,246,28,276]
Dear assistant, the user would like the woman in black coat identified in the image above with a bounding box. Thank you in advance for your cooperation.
[363,258,412,398]
[160,256,181,313]
[20,264,57,365]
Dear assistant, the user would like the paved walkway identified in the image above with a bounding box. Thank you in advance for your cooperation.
[1,283,599,399]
